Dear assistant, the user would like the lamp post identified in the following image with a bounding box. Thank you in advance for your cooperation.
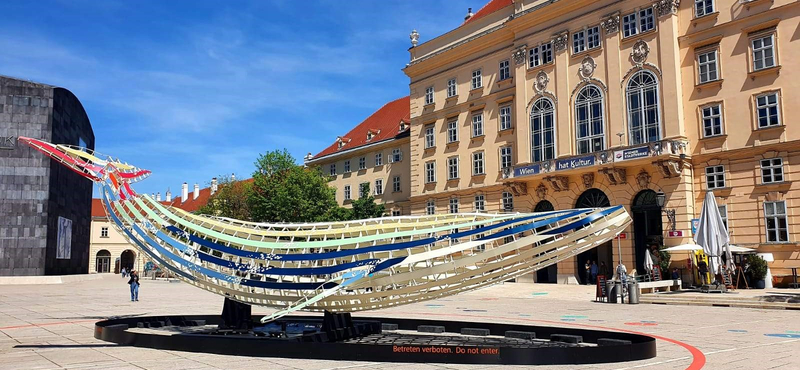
[655,191,676,231]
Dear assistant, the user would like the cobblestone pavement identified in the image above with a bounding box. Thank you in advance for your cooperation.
[1,275,799,370]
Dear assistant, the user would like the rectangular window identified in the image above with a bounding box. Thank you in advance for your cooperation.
[499,105,512,130]
[499,59,510,81]
[392,176,401,192]
[639,8,654,33]
[374,179,383,195]
[447,120,459,143]
[752,34,775,71]
[375,153,383,166]
[424,124,435,149]
[358,157,366,170]
[761,158,784,184]
[447,78,457,97]
[756,93,780,128]
[448,156,459,180]
[573,26,600,53]
[344,160,351,173]
[705,165,725,189]
[359,183,369,198]
[622,13,638,38]
[695,0,714,18]
[718,204,728,231]
[424,86,434,105]
[698,50,718,83]
[472,113,484,137]
[529,42,553,68]
[471,69,482,90]
[449,198,459,214]
[344,185,351,200]
[391,148,402,162]
[426,199,436,215]
[101,227,109,238]
[472,152,485,175]
[573,29,586,53]
[702,105,723,137]
[474,194,485,212]
[425,161,436,183]
[764,200,788,242]
[329,164,337,176]
[502,191,513,212]
[500,146,513,169]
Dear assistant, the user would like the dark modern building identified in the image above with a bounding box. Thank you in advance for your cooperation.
[0,75,95,276]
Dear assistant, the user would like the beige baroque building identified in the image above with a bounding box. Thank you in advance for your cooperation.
[399,0,800,284]
[305,96,412,216]
[89,182,217,274]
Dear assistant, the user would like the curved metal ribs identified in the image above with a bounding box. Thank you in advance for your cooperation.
[19,136,631,322]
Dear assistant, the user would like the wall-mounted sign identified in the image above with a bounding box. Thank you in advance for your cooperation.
[667,230,684,238]
[615,232,628,240]
[691,219,700,235]
[513,163,541,178]
[0,136,16,150]
[613,146,649,162]
[555,155,595,171]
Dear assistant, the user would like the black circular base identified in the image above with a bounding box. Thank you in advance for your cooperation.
[94,315,656,365]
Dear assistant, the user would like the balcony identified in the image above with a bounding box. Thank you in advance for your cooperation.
[504,139,690,186]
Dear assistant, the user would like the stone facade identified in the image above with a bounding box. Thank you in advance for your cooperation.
[0,76,94,276]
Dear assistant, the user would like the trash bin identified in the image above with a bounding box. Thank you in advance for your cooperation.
[628,281,639,304]
[607,281,617,303]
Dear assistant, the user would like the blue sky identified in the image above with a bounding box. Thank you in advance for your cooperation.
[0,0,476,196]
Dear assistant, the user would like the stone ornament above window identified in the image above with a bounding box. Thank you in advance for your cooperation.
[601,13,620,35]
[552,32,569,52]
[579,56,597,80]
[513,45,527,65]
[534,71,550,93]
[631,40,650,67]
[582,173,595,189]
[653,0,680,17]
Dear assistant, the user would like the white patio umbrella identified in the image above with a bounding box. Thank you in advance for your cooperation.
[644,249,654,273]
[693,191,731,276]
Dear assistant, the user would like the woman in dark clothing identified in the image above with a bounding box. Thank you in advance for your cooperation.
[128,270,140,301]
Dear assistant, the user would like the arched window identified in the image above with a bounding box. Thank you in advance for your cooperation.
[626,71,661,145]
[575,188,610,208]
[534,200,555,212]
[531,98,556,163]
[575,85,605,154]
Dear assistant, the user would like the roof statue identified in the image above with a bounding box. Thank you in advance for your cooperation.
[20,136,631,322]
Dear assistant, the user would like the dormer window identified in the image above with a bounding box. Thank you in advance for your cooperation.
[366,129,380,141]
[399,121,407,132]
[336,136,350,150]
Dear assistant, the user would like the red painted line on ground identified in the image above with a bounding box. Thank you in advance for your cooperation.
[406,312,706,370]
[0,320,96,330]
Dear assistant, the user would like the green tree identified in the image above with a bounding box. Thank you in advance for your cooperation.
[249,150,341,223]
[197,175,253,220]
[350,183,386,220]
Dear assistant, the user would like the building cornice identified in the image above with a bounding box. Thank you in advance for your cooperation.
[306,135,410,165]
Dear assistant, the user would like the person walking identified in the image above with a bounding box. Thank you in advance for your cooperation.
[590,261,598,284]
[121,267,126,278]
[698,260,709,285]
[128,270,140,302]
[584,260,592,285]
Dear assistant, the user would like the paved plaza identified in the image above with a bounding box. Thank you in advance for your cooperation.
[1,275,799,370]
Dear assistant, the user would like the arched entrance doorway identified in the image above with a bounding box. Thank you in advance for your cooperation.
[534,200,557,283]
[534,200,554,212]
[96,250,111,273]
[632,190,663,274]
[575,189,613,284]
[120,250,136,272]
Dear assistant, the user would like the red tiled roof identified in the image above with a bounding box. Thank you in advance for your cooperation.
[91,178,255,217]
[464,0,513,25]
[314,96,410,159]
